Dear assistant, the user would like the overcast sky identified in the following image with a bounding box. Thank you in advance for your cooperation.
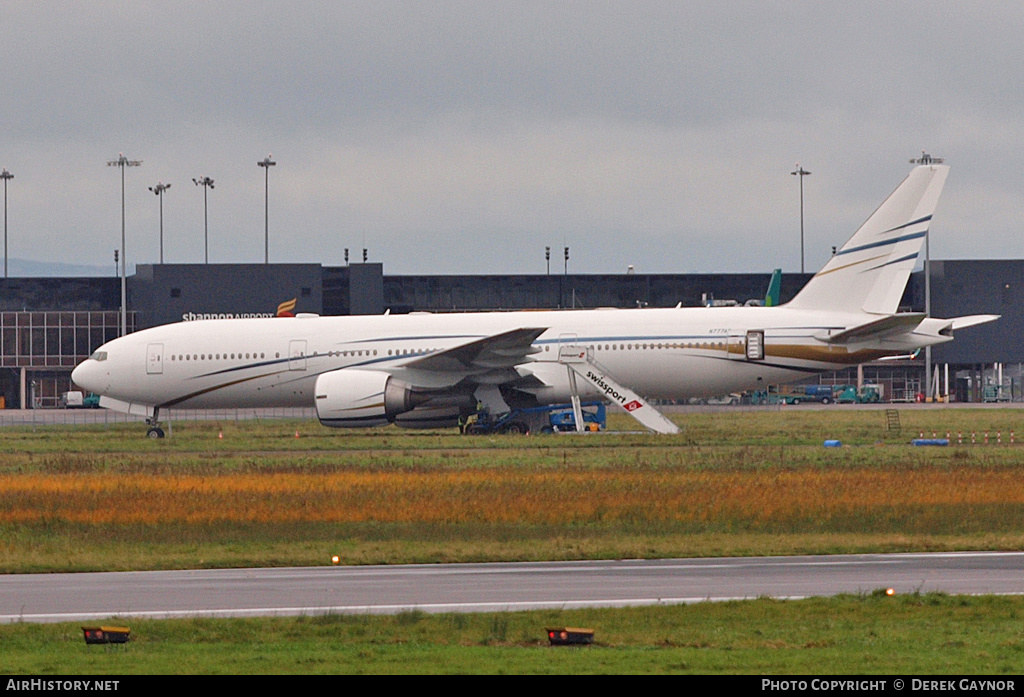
[1,1,1021,276]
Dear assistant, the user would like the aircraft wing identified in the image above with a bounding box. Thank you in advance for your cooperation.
[379,327,547,390]
[403,326,545,371]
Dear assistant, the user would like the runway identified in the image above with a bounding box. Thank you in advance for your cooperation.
[3,551,1023,623]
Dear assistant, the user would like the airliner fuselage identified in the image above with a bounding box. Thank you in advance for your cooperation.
[72,305,939,410]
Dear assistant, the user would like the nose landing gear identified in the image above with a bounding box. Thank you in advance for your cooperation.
[146,407,165,438]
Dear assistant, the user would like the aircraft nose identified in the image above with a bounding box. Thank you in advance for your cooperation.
[71,358,108,395]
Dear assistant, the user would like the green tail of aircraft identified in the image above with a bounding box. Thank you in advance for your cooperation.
[764,268,782,307]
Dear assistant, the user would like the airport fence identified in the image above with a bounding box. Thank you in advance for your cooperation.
[0,407,317,428]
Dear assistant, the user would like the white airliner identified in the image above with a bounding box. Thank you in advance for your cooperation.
[72,162,997,437]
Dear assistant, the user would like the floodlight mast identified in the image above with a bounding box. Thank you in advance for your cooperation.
[107,154,142,337]
[149,182,171,264]
[1,168,13,279]
[192,176,215,264]
[910,152,944,166]
[791,164,811,274]
[258,155,276,264]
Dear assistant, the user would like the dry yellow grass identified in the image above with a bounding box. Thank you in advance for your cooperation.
[7,414,1024,570]
[5,465,1024,529]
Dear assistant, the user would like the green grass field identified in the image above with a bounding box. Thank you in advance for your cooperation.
[4,593,1024,674]
[4,408,1024,674]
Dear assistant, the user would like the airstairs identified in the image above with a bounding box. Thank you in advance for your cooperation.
[557,345,680,434]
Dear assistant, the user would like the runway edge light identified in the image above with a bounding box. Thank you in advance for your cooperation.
[547,627,594,646]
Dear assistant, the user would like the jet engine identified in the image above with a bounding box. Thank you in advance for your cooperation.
[394,405,464,429]
[315,369,424,428]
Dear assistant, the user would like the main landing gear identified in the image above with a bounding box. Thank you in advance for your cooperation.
[146,407,165,439]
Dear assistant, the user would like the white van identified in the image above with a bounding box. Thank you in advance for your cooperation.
[60,391,84,408]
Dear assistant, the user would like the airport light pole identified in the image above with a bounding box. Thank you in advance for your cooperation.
[192,176,214,264]
[791,164,811,274]
[149,182,171,264]
[911,151,944,401]
[107,153,142,337]
[561,246,569,308]
[1,168,12,278]
[257,155,275,264]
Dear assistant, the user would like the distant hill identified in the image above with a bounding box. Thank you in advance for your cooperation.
[5,259,133,278]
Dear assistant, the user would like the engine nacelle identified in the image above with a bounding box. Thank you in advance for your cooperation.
[315,369,421,428]
[394,405,464,429]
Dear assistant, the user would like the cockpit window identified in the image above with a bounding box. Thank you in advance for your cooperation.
[90,351,108,362]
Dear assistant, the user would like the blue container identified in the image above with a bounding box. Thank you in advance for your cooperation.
[823,440,842,448]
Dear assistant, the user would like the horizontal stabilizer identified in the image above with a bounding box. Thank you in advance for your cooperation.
[816,313,926,344]
[948,314,1001,331]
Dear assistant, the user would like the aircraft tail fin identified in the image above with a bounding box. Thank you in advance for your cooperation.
[764,268,782,307]
[786,163,950,315]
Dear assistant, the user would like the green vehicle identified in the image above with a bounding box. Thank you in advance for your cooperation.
[834,384,883,404]
[748,387,784,405]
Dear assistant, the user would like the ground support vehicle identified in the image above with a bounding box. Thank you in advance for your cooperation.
[60,391,102,408]
[775,385,835,404]
[798,385,835,404]
[704,393,743,405]
[60,391,84,408]
[748,388,784,405]
[462,402,607,435]
[834,384,884,404]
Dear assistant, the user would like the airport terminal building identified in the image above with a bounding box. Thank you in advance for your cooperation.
[0,260,1018,408]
